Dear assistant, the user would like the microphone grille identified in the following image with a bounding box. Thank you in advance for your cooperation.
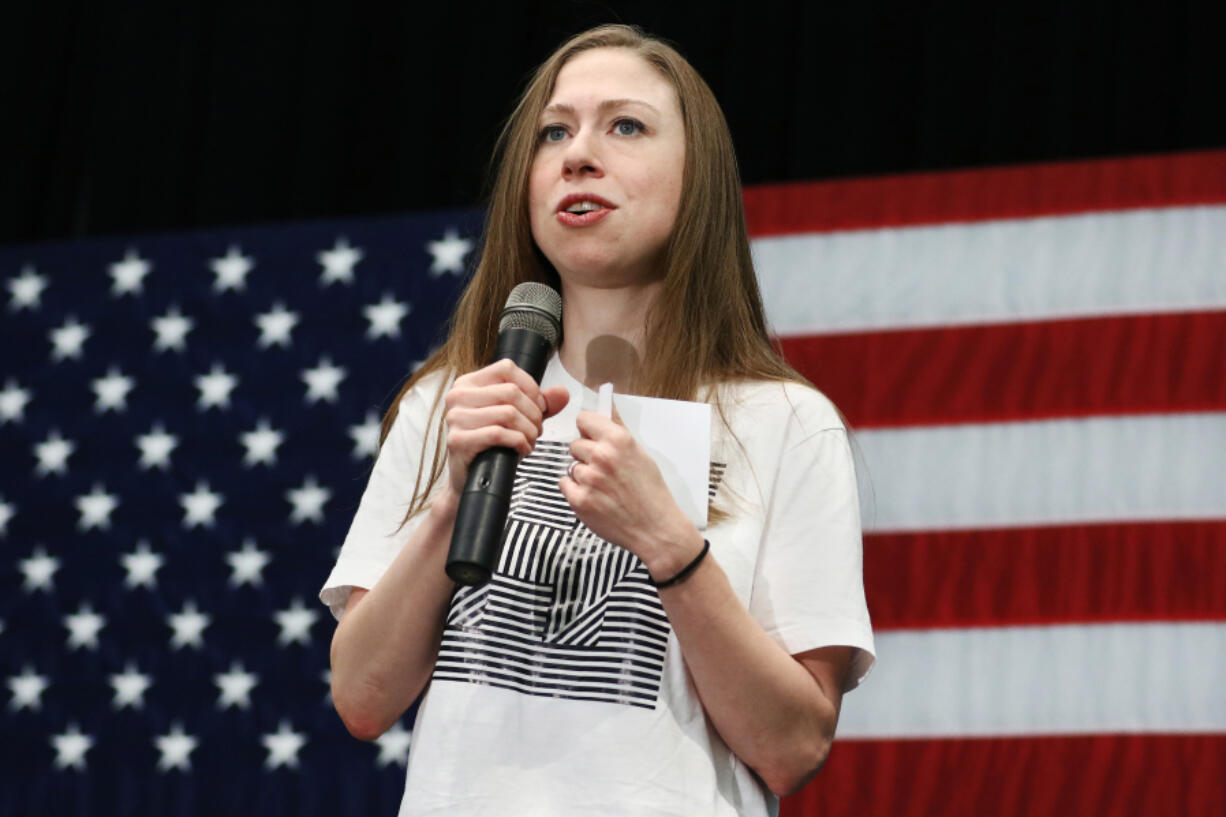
[499,282,562,347]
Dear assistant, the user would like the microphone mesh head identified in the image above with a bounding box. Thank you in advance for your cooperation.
[499,282,562,347]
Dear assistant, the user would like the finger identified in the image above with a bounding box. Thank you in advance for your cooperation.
[569,438,598,463]
[488,359,546,407]
[568,460,606,490]
[452,361,508,389]
[446,381,542,426]
[446,405,540,445]
[557,473,588,509]
[449,425,534,458]
[542,385,571,419]
[575,409,616,439]
[558,472,576,502]
[459,360,545,411]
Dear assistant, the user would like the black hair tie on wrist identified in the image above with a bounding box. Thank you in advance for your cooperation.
[649,539,711,589]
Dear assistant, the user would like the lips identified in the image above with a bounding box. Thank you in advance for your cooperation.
[555,193,617,227]
[556,193,617,213]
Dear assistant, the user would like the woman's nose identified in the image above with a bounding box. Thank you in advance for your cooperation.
[561,130,603,178]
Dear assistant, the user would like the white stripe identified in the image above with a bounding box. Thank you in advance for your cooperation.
[840,622,1226,737]
[753,205,1226,334]
[855,411,1226,532]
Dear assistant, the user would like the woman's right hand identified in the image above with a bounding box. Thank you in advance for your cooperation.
[442,358,571,497]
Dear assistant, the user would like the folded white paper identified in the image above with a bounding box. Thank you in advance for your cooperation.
[601,388,711,530]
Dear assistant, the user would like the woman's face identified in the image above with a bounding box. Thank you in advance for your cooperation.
[528,47,685,290]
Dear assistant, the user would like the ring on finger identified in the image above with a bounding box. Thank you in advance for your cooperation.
[566,460,579,481]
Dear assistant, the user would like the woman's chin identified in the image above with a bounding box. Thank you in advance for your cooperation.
[553,257,666,291]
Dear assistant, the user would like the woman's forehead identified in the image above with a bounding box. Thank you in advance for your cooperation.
[546,48,678,113]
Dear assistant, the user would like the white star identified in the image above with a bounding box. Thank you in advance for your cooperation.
[210,245,254,292]
[254,302,300,349]
[363,294,410,340]
[119,540,164,589]
[317,236,364,286]
[19,546,60,592]
[109,662,152,710]
[348,411,382,459]
[374,721,413,768]
[154,722,198,772]
[7,265,48,310]
[75,484,118,531]
[274,598,319,647]
[151,306,194,353]
[7,665,49,711]
[33,430,74,476]
[226,539,270,587]
[51,724,94,771]
[320,669,333,705]
[179,481,222,529]
[0,379,32,423]
[135,423,178,470]
[194,364,238,410]
[0,496,13,536]
[286,476,330,525]
[109,248,152,296]
[240,419,283,467]
[49,316,91,361]
[64,603,106,650]
[167,600,210,650]
[301,357,346,404]
[426,228,473,276]
[91,367,134,413]
[214,662,258,710]
[262,721,306,770]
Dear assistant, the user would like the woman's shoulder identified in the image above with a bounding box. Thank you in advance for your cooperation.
[378,367,457,444]
[396,366,456,413]
[716,376,846,436]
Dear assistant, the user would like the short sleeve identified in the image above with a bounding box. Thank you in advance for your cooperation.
[318,372,448,620]
[747,387,876,690]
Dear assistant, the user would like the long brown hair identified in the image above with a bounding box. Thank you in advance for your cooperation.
[386,24,807,521]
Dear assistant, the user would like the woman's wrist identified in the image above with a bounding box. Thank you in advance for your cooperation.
[639,523,707,585]
[649,540,710,588]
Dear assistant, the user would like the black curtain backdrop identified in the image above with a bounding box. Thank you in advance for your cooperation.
[4,0,1224,245]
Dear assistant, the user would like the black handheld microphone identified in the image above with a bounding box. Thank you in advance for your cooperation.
[445,282,563,586]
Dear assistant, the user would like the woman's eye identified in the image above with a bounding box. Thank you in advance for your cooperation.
[540,125,567,143]
[613,118,644,136]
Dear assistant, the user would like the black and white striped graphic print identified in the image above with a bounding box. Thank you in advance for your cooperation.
[434,439,726,709]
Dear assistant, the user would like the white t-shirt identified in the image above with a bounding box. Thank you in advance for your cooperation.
[320,354,876,817]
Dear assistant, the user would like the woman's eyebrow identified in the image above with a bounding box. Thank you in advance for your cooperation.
[542,98,661,117]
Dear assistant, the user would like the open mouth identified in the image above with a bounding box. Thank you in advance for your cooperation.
[555,195,616,226]
[562,201,606,215]
[556,207,612,226]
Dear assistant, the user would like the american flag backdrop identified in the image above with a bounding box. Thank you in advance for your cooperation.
[0,211,478,814]
[757,149,1226,817]
[2,149,1224,816]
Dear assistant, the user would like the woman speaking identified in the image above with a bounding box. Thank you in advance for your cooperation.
[321,23,875,817]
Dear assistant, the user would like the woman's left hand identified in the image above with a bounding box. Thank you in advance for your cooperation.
[560,407,702,575]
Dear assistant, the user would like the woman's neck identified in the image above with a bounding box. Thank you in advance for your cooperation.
[558,280,661,392]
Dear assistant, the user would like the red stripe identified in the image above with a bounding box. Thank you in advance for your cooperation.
[781,734,1226,817]
[864,521,1226,631]
[778,310,1226,428]
[744,149,1226,236]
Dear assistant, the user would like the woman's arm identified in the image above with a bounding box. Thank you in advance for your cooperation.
[328,489,459,741]
[328,360,570,741]
[562,409,853,796]
[656,543,851,796]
